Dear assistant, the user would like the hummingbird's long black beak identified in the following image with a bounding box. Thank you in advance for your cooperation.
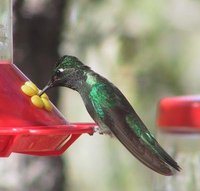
[39,81,53,96]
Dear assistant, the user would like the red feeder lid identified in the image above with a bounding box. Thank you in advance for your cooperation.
[157,95,200,132]
[0,61,96,157]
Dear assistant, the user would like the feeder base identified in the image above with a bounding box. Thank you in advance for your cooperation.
[0,123,96,157]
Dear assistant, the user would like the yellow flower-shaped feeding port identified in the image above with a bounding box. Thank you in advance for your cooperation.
[21,81,53,111]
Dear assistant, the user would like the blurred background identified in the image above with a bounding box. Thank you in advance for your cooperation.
[1,0,200,190]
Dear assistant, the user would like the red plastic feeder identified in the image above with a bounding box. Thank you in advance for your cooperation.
[0,0,96,157]
[157,95,200,132]
[0,60,96,157]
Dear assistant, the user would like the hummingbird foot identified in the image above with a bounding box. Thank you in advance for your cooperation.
[94,127,113,136]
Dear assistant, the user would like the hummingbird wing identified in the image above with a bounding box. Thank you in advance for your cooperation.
[105,106,180,176]
[88,82,180,176]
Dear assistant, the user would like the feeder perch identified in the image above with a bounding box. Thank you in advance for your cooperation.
[0,0,96,157]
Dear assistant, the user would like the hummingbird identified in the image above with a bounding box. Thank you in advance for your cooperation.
[39,55,180,175]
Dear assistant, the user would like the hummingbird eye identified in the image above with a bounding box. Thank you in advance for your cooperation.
[55,69,61,77]
[55,68,64,76]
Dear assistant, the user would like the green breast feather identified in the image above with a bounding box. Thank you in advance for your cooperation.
[89,82,116,119]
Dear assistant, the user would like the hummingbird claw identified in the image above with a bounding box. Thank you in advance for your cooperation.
[94,127,113,136]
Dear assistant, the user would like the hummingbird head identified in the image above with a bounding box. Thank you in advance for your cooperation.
[39,55,90,95]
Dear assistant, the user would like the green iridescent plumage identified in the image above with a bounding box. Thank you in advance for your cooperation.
[89,82,116,119]
[40,55,180,175]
